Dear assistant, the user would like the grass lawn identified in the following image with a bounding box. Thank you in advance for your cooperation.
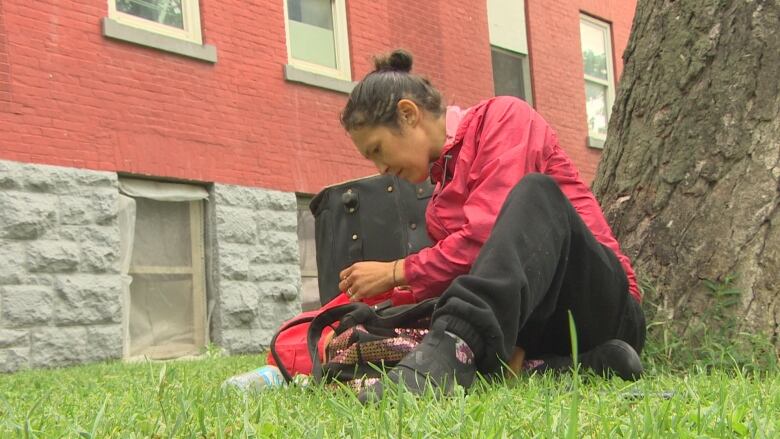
[1,350,779,438]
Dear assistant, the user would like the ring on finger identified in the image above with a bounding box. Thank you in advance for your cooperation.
[347,288,354,296]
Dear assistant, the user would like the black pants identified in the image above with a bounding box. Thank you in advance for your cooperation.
[434,173,646,373]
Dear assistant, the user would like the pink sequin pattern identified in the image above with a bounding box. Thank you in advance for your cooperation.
[327,327,429,365]
[454,339,474,365]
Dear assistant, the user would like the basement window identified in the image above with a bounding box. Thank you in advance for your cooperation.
[118,178,208,360]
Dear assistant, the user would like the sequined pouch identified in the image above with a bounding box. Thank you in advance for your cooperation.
[305,298,437,391]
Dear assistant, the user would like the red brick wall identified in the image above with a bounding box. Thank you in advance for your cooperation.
[526,0,636,183]
[0,0,492,194]
[0,0,11,113]
[0,1,635,190]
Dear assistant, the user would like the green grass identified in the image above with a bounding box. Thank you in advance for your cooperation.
[1,350,779,438]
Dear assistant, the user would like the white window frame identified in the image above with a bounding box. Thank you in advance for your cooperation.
[283,0,352,82]
[107,0,203,45]
[487,0,533,105]
[580,14,616,147]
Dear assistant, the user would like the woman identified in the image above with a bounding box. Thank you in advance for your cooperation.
[337,49,646,401]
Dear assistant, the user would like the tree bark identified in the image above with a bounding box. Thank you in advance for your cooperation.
[593,0,780,349]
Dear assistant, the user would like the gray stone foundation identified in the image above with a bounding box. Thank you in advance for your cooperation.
[0,159,122,372]
[209,184,301,355]
[0,159,302,373]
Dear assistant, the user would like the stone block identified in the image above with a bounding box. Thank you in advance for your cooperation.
[0,285,54,326]
[253,231,299,264]
[58,225,120,248]
[0,329,28,348]
[86,325,122,362]
[92,191,118,225]
[0,162,20,190]
[257,190,297,211]
[219,280,262,328]
[58,196,93,225]
[216,207,257,244]
[19,164,80,194]
[213,184,262,208]
[217,328,270,354]
[0,192,57,239]
[259,281,300,302]
[257,300,300,330]
[80,244,119,273]
[75,172,116,188]
[248,263,300,283]
[26,241,80,273]
[218,244,250,281]
[0,347,29,373]
[0,241,26,285]
[30,327,88,368]
[54,275,121,324]
[255,210,298,233]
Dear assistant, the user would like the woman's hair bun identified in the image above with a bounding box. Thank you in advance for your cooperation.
[373,49,413,73]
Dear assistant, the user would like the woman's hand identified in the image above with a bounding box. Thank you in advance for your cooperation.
[338,260,404,302]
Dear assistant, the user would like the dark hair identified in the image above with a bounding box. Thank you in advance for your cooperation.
[340,49,444,131]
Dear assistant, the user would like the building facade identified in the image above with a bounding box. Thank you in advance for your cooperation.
[0,0,636,372]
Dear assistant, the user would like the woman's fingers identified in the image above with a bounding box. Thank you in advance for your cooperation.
[338,261,394,302]
[338,266,354,292]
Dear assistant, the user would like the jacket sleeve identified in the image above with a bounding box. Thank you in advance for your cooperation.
[404,98,540,300]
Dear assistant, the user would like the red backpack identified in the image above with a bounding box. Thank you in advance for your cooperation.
[266,289,417,379]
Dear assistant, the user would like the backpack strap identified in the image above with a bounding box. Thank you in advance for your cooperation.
[357,298,438,334]
[269,314,317,383]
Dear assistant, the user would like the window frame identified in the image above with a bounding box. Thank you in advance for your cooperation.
[580,14,616,148]
[283,0,352,82]
[107,0,204,45]
[490,45,534,106]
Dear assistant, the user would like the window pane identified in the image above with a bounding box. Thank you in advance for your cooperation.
[580,22,608,80]
[301,277,320,311]
[288,0,333,30]
[491,48,527,101]
[585,81,609,138]
[288,0,337,68]
[129,273,195,357]
[116,0,185,30]
[131,198,192,268]
[297,197,320,310]
[297,199,317,275]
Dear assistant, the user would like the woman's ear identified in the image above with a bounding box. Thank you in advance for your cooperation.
[397,99,420,126]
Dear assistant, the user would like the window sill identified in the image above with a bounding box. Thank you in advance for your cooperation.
[284,64,355,94]
[102,18,217,63]
[587,136,606,149]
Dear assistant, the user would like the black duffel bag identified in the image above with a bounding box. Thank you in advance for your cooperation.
[309,174,434,305]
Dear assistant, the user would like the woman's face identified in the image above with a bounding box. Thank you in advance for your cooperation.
[349,123,432,183]
[348,100,445,184]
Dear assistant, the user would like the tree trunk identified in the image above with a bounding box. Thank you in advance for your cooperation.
[593,0,780,352]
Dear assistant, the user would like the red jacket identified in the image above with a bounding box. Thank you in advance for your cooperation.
[402,97,641,303]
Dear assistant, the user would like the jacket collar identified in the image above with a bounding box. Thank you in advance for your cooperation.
[430,106,471,185]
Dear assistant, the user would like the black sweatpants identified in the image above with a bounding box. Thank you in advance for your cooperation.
[434,173,646,374]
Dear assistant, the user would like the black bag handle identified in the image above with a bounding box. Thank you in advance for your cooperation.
[307,302,367,383]
[306,299,439,383]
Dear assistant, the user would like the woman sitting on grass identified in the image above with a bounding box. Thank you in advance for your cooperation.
[336,49,646,402]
